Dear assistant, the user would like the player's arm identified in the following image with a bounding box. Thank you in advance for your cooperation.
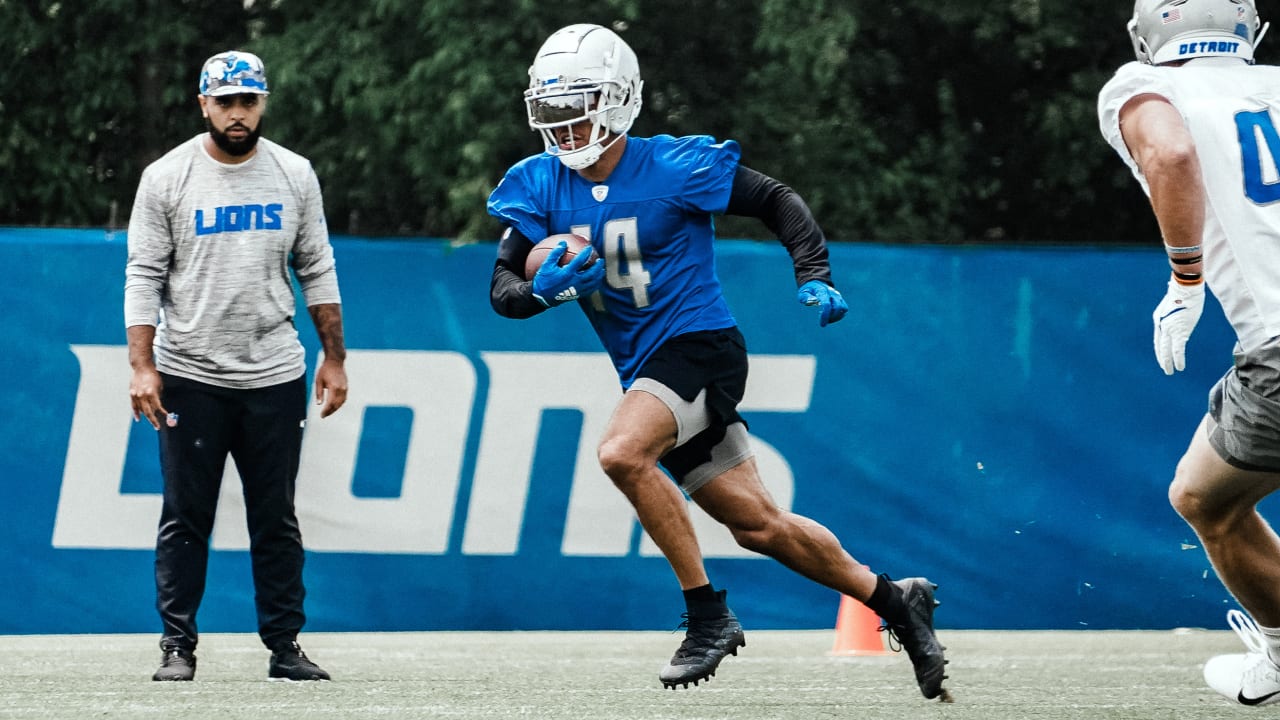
[1118,92,1206,374]
[491,226,551,319]
[127,324,167,429]
[725,166,847,326]
[124,168,171,429]
[290,165,348,415]
[725,166,833,286]
[307,303,348,418]
[1119,94,1206,266]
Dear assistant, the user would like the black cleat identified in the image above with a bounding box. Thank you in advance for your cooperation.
[884,577,950,700]
[152,646,196,681]
[659,591,746,689]
[268,641,331,681]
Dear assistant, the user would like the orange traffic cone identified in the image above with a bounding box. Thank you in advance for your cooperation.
[828,594,892,656]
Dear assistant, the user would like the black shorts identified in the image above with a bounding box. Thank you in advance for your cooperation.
[635,327,748,425]
[634,327,750,483]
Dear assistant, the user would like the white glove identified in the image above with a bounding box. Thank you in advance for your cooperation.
[1151,276,1205,375]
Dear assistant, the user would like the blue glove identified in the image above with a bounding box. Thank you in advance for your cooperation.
[531,241,605,307]
[797,280,848,327]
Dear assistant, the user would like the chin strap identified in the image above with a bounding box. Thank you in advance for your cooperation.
[553,132,626,170]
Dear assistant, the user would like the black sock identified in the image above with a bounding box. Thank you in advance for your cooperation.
[864,574,908,626]
[683,584,725,616]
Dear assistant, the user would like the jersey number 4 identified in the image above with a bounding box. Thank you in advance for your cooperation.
[572,219,653,309]
[1236,109,1280,204]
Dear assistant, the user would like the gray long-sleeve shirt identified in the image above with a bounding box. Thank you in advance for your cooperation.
[124,135,341,389]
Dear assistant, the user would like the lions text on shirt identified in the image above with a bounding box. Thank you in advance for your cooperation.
[124,135,341,389]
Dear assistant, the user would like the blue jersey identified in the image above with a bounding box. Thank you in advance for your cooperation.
[488,134,741,387]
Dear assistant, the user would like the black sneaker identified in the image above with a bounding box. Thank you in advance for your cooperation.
[884,577,950,700]
[659,591,746,689]
[152,646,196,681]
[268,641,330,681]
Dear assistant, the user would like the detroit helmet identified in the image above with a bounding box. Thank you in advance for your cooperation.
[525,24,643,170]
[1129,0,1268,64]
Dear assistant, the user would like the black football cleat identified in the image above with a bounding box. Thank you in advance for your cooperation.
[883,577,950,701]
[659,591,746,689]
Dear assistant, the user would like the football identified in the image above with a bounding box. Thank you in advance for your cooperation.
[525,233,597,281]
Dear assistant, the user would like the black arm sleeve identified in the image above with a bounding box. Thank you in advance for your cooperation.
[724,165,834,288]
[490,227,549,319]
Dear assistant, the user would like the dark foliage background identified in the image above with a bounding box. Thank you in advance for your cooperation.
[6,0,1247,244]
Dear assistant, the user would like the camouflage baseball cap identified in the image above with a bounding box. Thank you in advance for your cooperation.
[198,51,270,96]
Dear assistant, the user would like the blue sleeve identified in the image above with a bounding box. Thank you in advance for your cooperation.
[486,162,550,242]
[678,137,741,214]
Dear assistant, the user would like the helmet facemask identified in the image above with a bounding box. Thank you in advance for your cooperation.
[525,80,634,170]
[525,24,643,170]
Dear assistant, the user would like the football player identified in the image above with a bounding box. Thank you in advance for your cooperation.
[1098,0,1280,706]
[488,23,949,700]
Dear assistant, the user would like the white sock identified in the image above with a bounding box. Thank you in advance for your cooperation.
[1258,623,1280,666]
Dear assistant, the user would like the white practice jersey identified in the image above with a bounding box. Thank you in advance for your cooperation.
[124,135,341,389]
[1099,59,1280,353]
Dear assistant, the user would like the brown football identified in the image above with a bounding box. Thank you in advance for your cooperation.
[524,233,597,281]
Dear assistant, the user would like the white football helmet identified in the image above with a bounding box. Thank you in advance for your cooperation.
[1129,0,1268,64]
[525,24,643,170]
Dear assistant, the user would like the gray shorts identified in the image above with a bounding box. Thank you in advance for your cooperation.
[1207,337,1280,472]
[629,377,753,494]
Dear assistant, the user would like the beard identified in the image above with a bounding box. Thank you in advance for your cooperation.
[205,116,263,157]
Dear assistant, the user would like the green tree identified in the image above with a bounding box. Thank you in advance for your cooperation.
[2,0,1239,244]
[254,0,649,239]
[0,0,273,226]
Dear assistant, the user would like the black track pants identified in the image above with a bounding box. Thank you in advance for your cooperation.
[154,373,308,651]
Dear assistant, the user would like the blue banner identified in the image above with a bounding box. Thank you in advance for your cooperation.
[0,227,1251,633]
